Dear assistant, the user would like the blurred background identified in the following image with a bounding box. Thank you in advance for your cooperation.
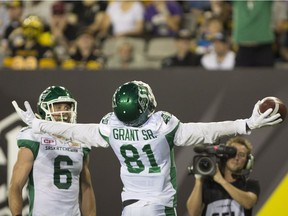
[0,0,288,215]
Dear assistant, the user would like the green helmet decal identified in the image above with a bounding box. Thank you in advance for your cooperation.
[37,86,77,123]
[112,81,157,127]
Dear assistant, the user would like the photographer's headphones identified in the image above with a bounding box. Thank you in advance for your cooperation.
[244,154,254,171]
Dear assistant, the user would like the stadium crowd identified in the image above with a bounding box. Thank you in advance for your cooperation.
[1,0,288,70]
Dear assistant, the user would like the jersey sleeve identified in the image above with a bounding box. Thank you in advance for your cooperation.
[17,127,40,159]
[174,119,248,146]
[32,119,109,148]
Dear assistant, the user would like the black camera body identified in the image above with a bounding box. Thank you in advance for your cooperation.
[189,144,237,177]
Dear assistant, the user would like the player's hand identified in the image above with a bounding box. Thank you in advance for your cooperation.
[194,174,202,180]
[246,101,283,130]
[12,101,36,126]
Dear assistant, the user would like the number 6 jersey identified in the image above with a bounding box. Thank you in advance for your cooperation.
[17,127,90,216]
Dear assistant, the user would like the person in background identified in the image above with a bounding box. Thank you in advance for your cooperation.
[49,1,78,64]
[144,0,183,37]
[9,86,96,216]
[1,0,24,64]
[162,29,202,68]
[201,32,235,70]
[12,80,282,216]
[232,1,275,67]
[68,0,108,40]
[104,1,144,38]
[106,38,146,69]
[2,0,24,44]
[63,28,106,70]
[4,15,56,70]
[187,136,259,216]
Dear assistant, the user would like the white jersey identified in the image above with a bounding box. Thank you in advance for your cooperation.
[98,112,247,207]
[17,127,90,216]
[32,111,248,208]
[100,111,180,207]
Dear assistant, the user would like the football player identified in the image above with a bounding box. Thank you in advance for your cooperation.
[12,81,282,216]
[9,86,96,216]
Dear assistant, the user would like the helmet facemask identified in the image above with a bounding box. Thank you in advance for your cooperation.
[39,98,77,123]
[37,86,77,123]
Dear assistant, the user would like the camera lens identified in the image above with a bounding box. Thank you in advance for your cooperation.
[199,158,212,171]
[196,156,215,176]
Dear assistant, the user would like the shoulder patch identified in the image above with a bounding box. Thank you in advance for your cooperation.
[161,111,172,124]
[101,112,113,125]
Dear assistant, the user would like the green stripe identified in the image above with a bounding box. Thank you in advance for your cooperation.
[165,122,180,207]
[165,123,180,150]
[99,128,109,144]
[83,147,90,160]
[28,170,34,216]
[165,206,176,216]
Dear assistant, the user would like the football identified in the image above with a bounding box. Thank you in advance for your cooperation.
[258,96,287,121]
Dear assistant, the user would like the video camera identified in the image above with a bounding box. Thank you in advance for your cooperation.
[188,144,237,177]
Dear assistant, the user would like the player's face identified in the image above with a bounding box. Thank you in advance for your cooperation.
[226,143,248,173]
[50,102,72,122]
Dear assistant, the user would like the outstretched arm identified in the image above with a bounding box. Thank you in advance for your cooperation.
[175,101,282,146]
[12,101,108,148]
[32,119,106,148]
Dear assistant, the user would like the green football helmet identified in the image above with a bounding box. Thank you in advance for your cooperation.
[112,81,157,127]
[37,86,77,123]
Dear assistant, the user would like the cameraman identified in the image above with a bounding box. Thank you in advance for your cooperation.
[186,137,260,216]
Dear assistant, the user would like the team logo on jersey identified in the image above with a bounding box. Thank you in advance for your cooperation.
[161,111,172,124]
[41,137,56,145]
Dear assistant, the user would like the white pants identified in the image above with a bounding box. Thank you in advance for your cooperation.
[121,200,177,216]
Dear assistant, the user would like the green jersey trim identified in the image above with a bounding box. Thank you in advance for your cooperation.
[17,139,40,159]
[83,147,90,160]
[99,128,109,144]
[165,122,179,207]
[28,171,35,216]
[165,122,180,150]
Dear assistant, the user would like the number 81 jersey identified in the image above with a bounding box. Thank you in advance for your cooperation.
[17,127,89,216]
[99,111,180,208]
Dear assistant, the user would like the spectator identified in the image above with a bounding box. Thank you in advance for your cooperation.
[195,16,224,55]
[22,0,56,24]
[272,1,288,63]
[144,0,183,37]
[162,29,202,67]
[2,0,24,57]
[106,38,146,69]
[3,0,23,41]
[5,15,56,70]
[104,1,144,37]
[0,2,10,38]
[68,0,108,39]
[62,28,105,70]
[49,1,78,64]
[232,1,275,67]
[201,32,235,70]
